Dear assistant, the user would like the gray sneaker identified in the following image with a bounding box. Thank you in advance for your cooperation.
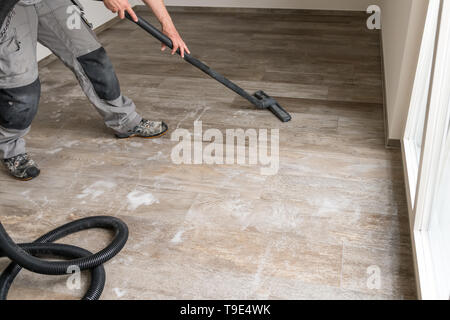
[2,153,40,181]
[116,119,168,139]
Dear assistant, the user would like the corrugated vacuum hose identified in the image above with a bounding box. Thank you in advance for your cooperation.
[0,216,129,300]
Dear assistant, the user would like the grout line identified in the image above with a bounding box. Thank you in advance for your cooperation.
[340,240,345,288]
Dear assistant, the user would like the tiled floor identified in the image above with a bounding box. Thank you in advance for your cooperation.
[0,7,416,299]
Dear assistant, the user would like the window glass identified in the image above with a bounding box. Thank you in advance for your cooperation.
[404,0,440,206]
[428,102,450,298]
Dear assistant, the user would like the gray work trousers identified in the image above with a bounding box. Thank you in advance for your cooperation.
[0,0,142,159]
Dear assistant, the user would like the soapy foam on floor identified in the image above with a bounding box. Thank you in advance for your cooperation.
[77,181,117,200]
[170,230,184,244]
[113,288,126,298]
[127,190,159,210]
[130,142,143,148]
[46,148,63,155]
[63,140,80,148]
[147,151,164,161]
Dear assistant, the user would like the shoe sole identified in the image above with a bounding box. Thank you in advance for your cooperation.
[116,127,169,140]
[17,177,34,181]
[13,172,40,182]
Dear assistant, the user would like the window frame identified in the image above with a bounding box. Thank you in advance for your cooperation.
[403,0,450,299]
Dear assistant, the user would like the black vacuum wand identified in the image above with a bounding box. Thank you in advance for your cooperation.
[126,13,292,123]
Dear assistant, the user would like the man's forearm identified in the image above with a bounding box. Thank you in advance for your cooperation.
[107,0,189,57]
[142,0,173,27]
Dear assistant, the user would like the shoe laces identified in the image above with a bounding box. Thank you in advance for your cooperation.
[10,154,30,169]
[141,119,158,129]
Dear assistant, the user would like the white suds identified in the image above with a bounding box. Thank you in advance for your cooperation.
[170,230,184,244]
[63,140,80,148]
[127,190,159,210]
[113,288,126,298]
[130,142,143,148]
[147,151,164,161]
[46,148,63,154]
[77,181,116,200]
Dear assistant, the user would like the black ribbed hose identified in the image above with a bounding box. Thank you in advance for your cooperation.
[0,216,128,300]
[0,243,106,300]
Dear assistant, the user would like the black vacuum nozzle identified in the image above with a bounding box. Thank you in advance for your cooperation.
[127,13,293,123]
[254,91,292,123]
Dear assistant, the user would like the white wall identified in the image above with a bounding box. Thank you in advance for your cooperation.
[165,0,378,11]
[37,0,377,61]
[379,0,429,141]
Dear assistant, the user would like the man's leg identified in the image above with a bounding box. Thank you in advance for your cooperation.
[0,4,41,180]
[35,0,167,137]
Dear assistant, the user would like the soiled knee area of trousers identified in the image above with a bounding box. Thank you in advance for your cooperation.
[77,47,121,101]
[0,78,41,130]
